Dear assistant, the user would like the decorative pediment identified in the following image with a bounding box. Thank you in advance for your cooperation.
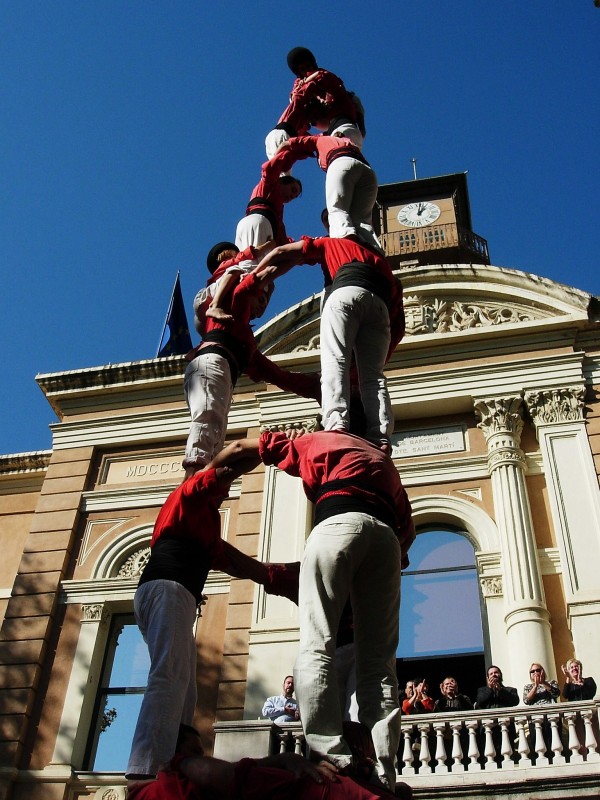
[255,263,593,356]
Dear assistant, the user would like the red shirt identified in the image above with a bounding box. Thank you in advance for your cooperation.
[259,430,414,558]
[301,236,405,357]
[286,135,363,172]
[150,468,228,570]
[247,157,294,245]
[278,68,358,136]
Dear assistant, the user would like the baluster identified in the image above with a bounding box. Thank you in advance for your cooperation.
[433,722,449,774]
[547,713,565,765]
[400,727,415,775]
[417,722,432,774]
[278,730,288,753]
[564,711,584,763]
[466,720,482,771]
[449,719,465,773]
[481,718,498,770]
[581,709,600,762]
[293,732,304,755]
[515,715,532,768]
[532,715,549,766]
[499,717,516,769]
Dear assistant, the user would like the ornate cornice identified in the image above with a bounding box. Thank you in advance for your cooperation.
[260,418,321,435]
[0,451,51,474]
[525,386,586,426]
[403,295,537,336]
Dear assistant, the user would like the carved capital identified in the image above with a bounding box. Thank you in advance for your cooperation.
[82,603,104,622]
[474,396,524,441]
[525,386,586,427]
[480,576,503,598]
[117,547,151,579]
[260,418,321,435]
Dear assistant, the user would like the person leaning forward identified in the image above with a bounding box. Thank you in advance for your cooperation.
[209,428,415,792]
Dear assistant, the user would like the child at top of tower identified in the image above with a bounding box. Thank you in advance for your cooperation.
[265,47,365,164]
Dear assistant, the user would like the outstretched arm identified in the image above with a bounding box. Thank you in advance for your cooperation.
[253,239,307,284]
[207,439,262,473]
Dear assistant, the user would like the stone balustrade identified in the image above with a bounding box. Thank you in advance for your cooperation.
[213,700,600,796]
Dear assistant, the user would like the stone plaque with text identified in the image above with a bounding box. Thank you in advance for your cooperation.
[101,454,185,484]
[391,425,466,458]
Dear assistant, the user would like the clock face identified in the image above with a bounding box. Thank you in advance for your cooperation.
[397,201,441,228]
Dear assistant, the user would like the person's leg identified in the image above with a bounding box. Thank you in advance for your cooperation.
[347,163,382,252]
[183,353,233,468]
[319,286,365,432]
[325,157,359,240]
[351,519,401,789]
[126,581,198,777]
[294,513,369,767]
[352,295,392,447]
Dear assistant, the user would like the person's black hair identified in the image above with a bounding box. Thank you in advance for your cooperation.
[206,241,238,275]
[287,47,317,77]
[279,174,302,197]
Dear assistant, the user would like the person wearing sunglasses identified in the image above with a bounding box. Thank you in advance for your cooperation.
[523,663,560,705]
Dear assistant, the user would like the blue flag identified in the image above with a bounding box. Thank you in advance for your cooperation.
[157,272,193,357]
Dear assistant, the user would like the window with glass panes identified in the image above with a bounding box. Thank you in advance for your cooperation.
[84,613,150,771]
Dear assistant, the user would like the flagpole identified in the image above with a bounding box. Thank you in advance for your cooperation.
[156,271,181,357]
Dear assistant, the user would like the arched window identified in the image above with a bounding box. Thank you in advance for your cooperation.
[397,528,485,703]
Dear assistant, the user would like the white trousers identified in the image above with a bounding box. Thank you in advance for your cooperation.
[325,156,381,252]
[294,512,401,788]
[320,286,393,446]
[183,352,233,468]
[126,580,198,776]
[235,213,275,250]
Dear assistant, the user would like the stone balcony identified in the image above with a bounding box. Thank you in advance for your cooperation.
[213,700,600,799]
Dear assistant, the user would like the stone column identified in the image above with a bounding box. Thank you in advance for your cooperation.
[474,396,554,683]
[525,386,600,669]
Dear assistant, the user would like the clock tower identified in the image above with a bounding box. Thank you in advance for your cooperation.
[375,172,489,268]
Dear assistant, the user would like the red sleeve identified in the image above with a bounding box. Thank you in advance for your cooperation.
[230,271,264,317]
[182,468,228,502]
[258,431,303,477]
[300,235,325,266]
[246,351,321,402]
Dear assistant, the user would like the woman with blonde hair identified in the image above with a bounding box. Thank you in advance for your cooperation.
[561,658,597,701]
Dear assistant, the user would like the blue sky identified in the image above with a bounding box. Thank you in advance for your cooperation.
[2,1,599,455]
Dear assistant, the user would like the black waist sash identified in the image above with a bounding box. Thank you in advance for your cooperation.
[138,537,212,603]
[325,145,369,169]
[331,261,391,308]
[201,330,251,383]
[313,478,398,534]
[325,116,356,135]
[245,196,279,237]
[274,122,297,137]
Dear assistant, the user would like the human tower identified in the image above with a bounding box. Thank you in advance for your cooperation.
[126,48,415,800]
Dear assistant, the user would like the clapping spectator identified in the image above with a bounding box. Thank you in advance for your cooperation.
[401,678,434,715]
[434,677,473,712]
[523,663,559,705]
[561,658,597,702]
[476,665,519,709]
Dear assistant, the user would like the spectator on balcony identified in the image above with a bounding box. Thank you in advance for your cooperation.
[401,678,434,715]
[434,677,473,712]
[262,676,301,723]
[561,658,597,702]
[522,663,560,705]
[475,665,519,709]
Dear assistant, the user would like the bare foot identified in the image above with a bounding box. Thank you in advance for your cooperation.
[206,306,233,322]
